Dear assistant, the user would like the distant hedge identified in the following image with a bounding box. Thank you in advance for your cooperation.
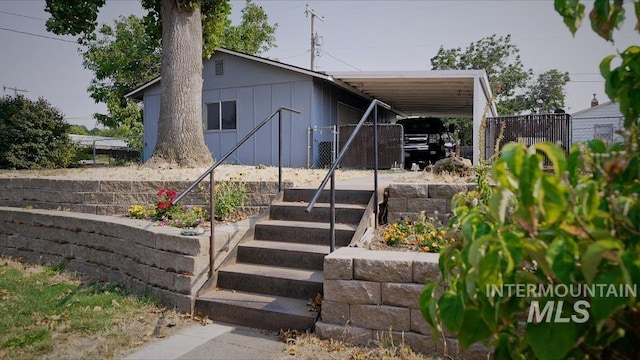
[0,95,75,169]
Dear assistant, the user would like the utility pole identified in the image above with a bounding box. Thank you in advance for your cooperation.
[305,4,324,71]
[2,85,29,96]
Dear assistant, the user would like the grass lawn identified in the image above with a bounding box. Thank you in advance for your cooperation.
[0,258,190,359]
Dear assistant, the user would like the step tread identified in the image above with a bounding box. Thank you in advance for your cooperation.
[220,263,324,283]
[197,289,317,318]
[240,240,330,254]
[257,219,358,230]
[272,202,367,210]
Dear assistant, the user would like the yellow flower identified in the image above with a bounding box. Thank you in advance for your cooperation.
[423,246,430,252]
[429,231,436,237]
[432,242,437,247]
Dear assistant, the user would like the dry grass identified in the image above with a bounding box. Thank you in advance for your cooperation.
[276,330,438,360]
[0,163,473,186]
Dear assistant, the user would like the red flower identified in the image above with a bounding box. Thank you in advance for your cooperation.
[157,201,172,210]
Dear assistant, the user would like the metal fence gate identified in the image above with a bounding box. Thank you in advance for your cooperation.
[307,125,337,168]
[485,114,572,163]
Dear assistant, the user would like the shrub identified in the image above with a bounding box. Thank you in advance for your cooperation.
[420,140,640,359]
[199,180,247,221]
[0,95,76,169]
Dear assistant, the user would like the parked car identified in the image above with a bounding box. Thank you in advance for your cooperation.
[397,117,455,168]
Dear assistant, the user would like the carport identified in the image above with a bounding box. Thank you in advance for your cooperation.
[329,70,496,165]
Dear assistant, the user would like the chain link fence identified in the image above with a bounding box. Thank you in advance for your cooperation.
[307,125,337,168]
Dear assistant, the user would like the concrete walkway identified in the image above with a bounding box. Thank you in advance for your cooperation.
[125,322,285,360]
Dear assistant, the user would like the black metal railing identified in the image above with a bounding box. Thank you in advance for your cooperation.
[305,99,391,252]
[172,106,300,276]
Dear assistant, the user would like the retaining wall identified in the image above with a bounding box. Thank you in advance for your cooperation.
[386,183,475,222]
[0,179,290,217]
[317,247,490,359]
[0,207,247,313]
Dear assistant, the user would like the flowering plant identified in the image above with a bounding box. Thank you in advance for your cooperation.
[153,188,178,221]
[128,204,148,219]
[382,212,454,253]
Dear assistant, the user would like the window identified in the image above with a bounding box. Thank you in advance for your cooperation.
[594,124,613,145]
[206,101,236,130]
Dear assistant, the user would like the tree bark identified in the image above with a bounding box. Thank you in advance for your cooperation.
[146,0,213,168]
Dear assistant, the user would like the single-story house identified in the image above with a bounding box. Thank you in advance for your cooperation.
[126,48,495,167]
[571,98,624,146]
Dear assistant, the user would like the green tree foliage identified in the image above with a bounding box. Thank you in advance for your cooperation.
[431,34,571,116]
[529,69,571,113]
[139,0,232,60]
[503,69,572,114]
[68,124,90,135]
[430,34,533,114]
[421,1,640,359]
[80,15,160,129]
[221,0,277,54]
[0,95,75,169]
[45,0,233,167]
[74,0,275,159]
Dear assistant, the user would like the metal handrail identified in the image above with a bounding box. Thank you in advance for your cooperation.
[172,106,300,276]
[305,99,391,252]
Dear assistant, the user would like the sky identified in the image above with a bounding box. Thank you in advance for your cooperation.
[0,0,637,128]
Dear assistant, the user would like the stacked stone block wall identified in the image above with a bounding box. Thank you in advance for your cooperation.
[317,247,490,359]
[0,179,289,217]
[386,183,475,222]
[0,207,243,312]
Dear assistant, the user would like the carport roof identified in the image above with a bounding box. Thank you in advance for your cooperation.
[329,70,492,118]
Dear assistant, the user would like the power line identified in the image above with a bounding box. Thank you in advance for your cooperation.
[0,10,47,21]
[324,51,361,71]
[0,26,77,44]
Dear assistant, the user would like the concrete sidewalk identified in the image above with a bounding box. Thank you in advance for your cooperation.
[125,322,285,360]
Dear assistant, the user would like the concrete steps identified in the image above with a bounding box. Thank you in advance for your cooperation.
[195,187,373,332]
[196,289,317,332]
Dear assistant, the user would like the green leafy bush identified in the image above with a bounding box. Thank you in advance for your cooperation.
[199,180,247,221]
[421,4,640,359]
[421,139,640,359]
[0,95,76,169]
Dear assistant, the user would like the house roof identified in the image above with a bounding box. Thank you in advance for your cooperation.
[125,48,492,118]
[571,100,616,117]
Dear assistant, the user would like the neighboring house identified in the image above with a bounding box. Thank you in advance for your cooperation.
[571,99,624,146]
[126,48,494,167]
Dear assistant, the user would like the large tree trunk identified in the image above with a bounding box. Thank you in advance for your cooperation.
[146,0,213,168]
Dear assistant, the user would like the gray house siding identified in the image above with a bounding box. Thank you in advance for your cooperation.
[142,93,160,161]
[572,102,623,145]
[201,52,316,167]
[312,79,371,128]
[138,50,387,167]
